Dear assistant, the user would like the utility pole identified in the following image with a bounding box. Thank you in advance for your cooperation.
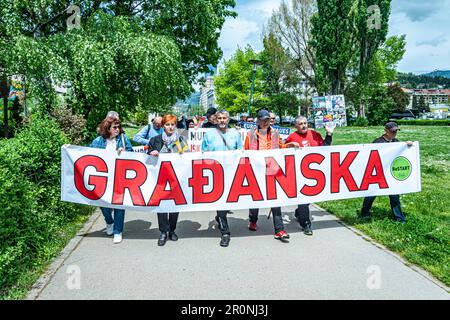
[247,59,263,116]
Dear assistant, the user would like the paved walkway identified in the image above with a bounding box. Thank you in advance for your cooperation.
[28,205,449,300]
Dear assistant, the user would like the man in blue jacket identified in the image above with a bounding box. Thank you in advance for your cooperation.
[133,116,163,146]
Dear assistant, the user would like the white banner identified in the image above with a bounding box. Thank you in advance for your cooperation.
[61,142,421,212]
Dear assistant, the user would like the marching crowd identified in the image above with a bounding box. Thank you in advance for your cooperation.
[88,108,412,246]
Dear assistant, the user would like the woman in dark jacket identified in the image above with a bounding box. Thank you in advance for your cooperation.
[148,114,189,246]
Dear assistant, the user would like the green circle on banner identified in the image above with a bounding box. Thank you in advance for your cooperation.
[391,156,412,181]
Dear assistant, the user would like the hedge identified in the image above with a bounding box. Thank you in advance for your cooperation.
[396,119,450,126]
[0,116,93,298]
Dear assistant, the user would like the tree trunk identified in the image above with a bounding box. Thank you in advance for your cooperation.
[359,101,365,118]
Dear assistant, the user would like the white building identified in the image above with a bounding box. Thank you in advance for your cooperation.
[200,75,216,111]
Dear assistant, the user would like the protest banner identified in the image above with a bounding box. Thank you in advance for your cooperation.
[61,142,421,213]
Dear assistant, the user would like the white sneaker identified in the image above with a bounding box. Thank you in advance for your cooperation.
[113,233,122,244]
[105,224,114,236]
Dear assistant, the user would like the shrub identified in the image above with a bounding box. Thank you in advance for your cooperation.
[50,106,88,144]
[396,119,449,126]
[0,116,92,297]
[353,116,369,127]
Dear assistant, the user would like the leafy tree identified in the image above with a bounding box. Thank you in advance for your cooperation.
[310,0,359,95]
[387,83,409,112]
[56,13,190,130]
[214,46,268,116]
[267,0,317,93]
[366,85,396,125]
[261,32,300,120]
[68,0,237,83]
[417,95,430,113]
[354,0,391,117]
[1,0,235,133]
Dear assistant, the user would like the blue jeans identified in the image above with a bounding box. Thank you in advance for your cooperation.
[361,195,406,221]
[100,207,125,234]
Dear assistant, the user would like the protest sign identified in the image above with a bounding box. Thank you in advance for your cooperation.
[61,142,421,213]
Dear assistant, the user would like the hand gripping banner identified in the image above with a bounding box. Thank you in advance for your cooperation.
[61,142,421,212]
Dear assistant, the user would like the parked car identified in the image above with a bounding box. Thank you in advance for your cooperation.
[389,110,416,120]
[281,116,295,125]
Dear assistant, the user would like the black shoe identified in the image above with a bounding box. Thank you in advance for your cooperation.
[169,231,178,241]
[158,232,168,246]
[303,224,313,236]
[220,234,230,247]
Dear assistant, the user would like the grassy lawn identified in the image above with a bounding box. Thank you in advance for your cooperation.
[315,125,450,286]
[122,124,141,146]
[2,207,93,300]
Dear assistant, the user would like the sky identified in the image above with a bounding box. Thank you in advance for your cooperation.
[217,0,450,74]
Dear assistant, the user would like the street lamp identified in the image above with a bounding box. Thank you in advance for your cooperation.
[247,59,263,115]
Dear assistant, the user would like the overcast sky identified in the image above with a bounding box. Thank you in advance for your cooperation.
[217,0,450,74]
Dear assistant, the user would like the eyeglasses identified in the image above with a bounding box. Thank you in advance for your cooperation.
[111,125,120,130]
[270,117,276,120]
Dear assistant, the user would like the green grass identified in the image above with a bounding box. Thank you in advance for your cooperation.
[1,207,93,300]
[315,125,450,286]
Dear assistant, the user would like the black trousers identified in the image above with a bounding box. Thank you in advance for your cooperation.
[361,195,406,221]
[216,210,230,235]
[249,207,284,233]
[157,212,179,233]
[295,204,311,228]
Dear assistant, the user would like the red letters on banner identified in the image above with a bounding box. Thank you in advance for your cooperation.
[112,159,147,206]
[331,151,359,193]
[189,159,224,203]
[227,157,264,202]
[300,153,326,196]
[360,150,388,190]
[72,147,394,207]
[148,161,187,206]
[265,156,297,200]
[74,155,108,200]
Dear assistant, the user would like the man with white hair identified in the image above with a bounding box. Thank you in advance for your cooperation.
[285,115,335,235]
[133,116,163,146]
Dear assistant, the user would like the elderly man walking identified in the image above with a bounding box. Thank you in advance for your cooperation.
[201,109,243,247]
[133,116,163,146]
[285,116,335,235]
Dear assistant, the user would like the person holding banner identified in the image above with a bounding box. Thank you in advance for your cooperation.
[90,117,133,244]
[359,122,413,223]
[133,116,163,146]
[244,110,299,242]
[285,115,335,235]
[201,110,243,247]
[148,114,189,246]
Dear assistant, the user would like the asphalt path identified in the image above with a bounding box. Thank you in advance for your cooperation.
[28,205,449,300]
